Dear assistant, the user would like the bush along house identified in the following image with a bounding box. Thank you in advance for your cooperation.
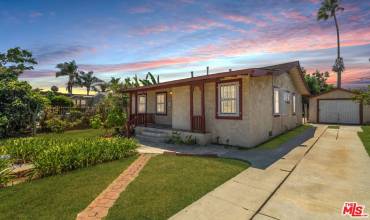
[122,61,310,147]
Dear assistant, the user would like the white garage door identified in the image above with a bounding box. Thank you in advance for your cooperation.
[319,100,360,124]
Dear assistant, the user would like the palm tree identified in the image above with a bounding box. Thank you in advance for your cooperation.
[77,71,103,95]
[109,77,121,93]
[317,0,344,88]
[55,60,79,95]
[92,82,110,93]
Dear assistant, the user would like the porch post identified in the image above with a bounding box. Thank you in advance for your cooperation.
[201,82,206,133]
[190,84,194,132]
[135,91,138,116]
[128,92,132,120]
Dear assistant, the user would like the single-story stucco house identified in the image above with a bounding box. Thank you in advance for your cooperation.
[123,61,310,147]
[309,88,370,125]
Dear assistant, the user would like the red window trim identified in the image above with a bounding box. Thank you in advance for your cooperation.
[215,78,242,120]
[137,93,147,114]
[155,91,167,115]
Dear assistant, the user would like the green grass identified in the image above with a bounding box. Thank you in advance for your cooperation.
[358,126,370,156]
[328,125,340,129]
[257,125,312,150]
[0,156,137,220]
[106,155,248,220]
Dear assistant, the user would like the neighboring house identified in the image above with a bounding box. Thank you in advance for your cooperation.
[123,61,310,147]
[309,88,370,125]
[71,93,106,107]
[71,95,94,107]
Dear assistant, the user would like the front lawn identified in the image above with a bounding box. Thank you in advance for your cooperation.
[258,124,312,149]
[0,157,137,220]
[358,126,370,156]
[106,155,248,220]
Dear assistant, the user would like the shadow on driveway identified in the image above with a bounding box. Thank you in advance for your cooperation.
[138,127,316,169]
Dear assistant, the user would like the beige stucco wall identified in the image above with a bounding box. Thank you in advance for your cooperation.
[130,71,304,147]
[204,76,250,146]
[172,86,191,130]
[309,90,355,123]
[271,73,303,135]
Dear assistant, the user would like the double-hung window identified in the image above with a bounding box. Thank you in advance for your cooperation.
[156,92,166,114]
[137,95,146,113]
[292,94,296,114]
[217,80,241,118]
[274,88,280,115]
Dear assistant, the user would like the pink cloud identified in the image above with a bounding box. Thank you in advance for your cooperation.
[29,11,43,18]
[79,56,211,73]
[128,6,152,14]
[281,11,309,22]
[192,26,370,58]
[223,14,267,27]
[134,24,173,35]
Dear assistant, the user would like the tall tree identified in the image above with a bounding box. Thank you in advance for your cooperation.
[51,85,59,93]
[303,68,334,95]
[0,47,37,79]
[317,0,344,88]
[55,60,79,95]
[92,82,110,93]
[109,77,122,93]
[0,47,48,137]
[76,71,103,95]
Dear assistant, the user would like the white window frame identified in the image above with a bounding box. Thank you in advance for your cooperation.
[156,93,166,114]
[274,88,280,115]
[137,94,146,113]
[217,81,240,117]
[292,94,296,114]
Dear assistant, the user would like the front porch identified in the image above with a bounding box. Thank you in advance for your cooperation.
[127,82,207,135]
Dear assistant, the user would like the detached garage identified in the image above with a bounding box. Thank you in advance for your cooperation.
[309,88,370,125]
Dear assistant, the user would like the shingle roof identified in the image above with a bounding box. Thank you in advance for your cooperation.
[121,61,309,95]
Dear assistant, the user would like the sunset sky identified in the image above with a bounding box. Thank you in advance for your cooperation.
[1,0,369,94]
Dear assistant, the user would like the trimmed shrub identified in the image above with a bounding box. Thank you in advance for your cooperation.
[46,118,68,133]
[90,115,102,129]
[50,95,73,107]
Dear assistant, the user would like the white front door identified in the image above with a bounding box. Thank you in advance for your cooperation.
[319,100,360,124]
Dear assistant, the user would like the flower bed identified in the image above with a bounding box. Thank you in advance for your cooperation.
[1,137,137,177]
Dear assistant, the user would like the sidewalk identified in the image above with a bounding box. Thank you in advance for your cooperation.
[170,125,327,220]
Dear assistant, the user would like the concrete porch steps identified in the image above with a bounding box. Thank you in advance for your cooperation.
[135,127,170,143]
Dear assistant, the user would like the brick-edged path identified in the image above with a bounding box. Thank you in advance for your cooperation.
[76,154,152,220]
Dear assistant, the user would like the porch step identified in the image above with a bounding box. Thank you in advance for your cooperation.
[136,134,169,143]
[141,130,168,138]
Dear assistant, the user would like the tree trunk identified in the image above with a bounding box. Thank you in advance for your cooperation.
[334,13,341,88]
[87,87,90,96]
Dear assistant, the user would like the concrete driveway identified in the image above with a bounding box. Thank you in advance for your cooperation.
[170,125,370,220]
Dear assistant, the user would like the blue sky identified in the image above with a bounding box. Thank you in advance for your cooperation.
[1,0,369,93]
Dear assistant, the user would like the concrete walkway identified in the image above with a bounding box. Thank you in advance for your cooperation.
[171,125,370,219]
[138,126,316,169]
